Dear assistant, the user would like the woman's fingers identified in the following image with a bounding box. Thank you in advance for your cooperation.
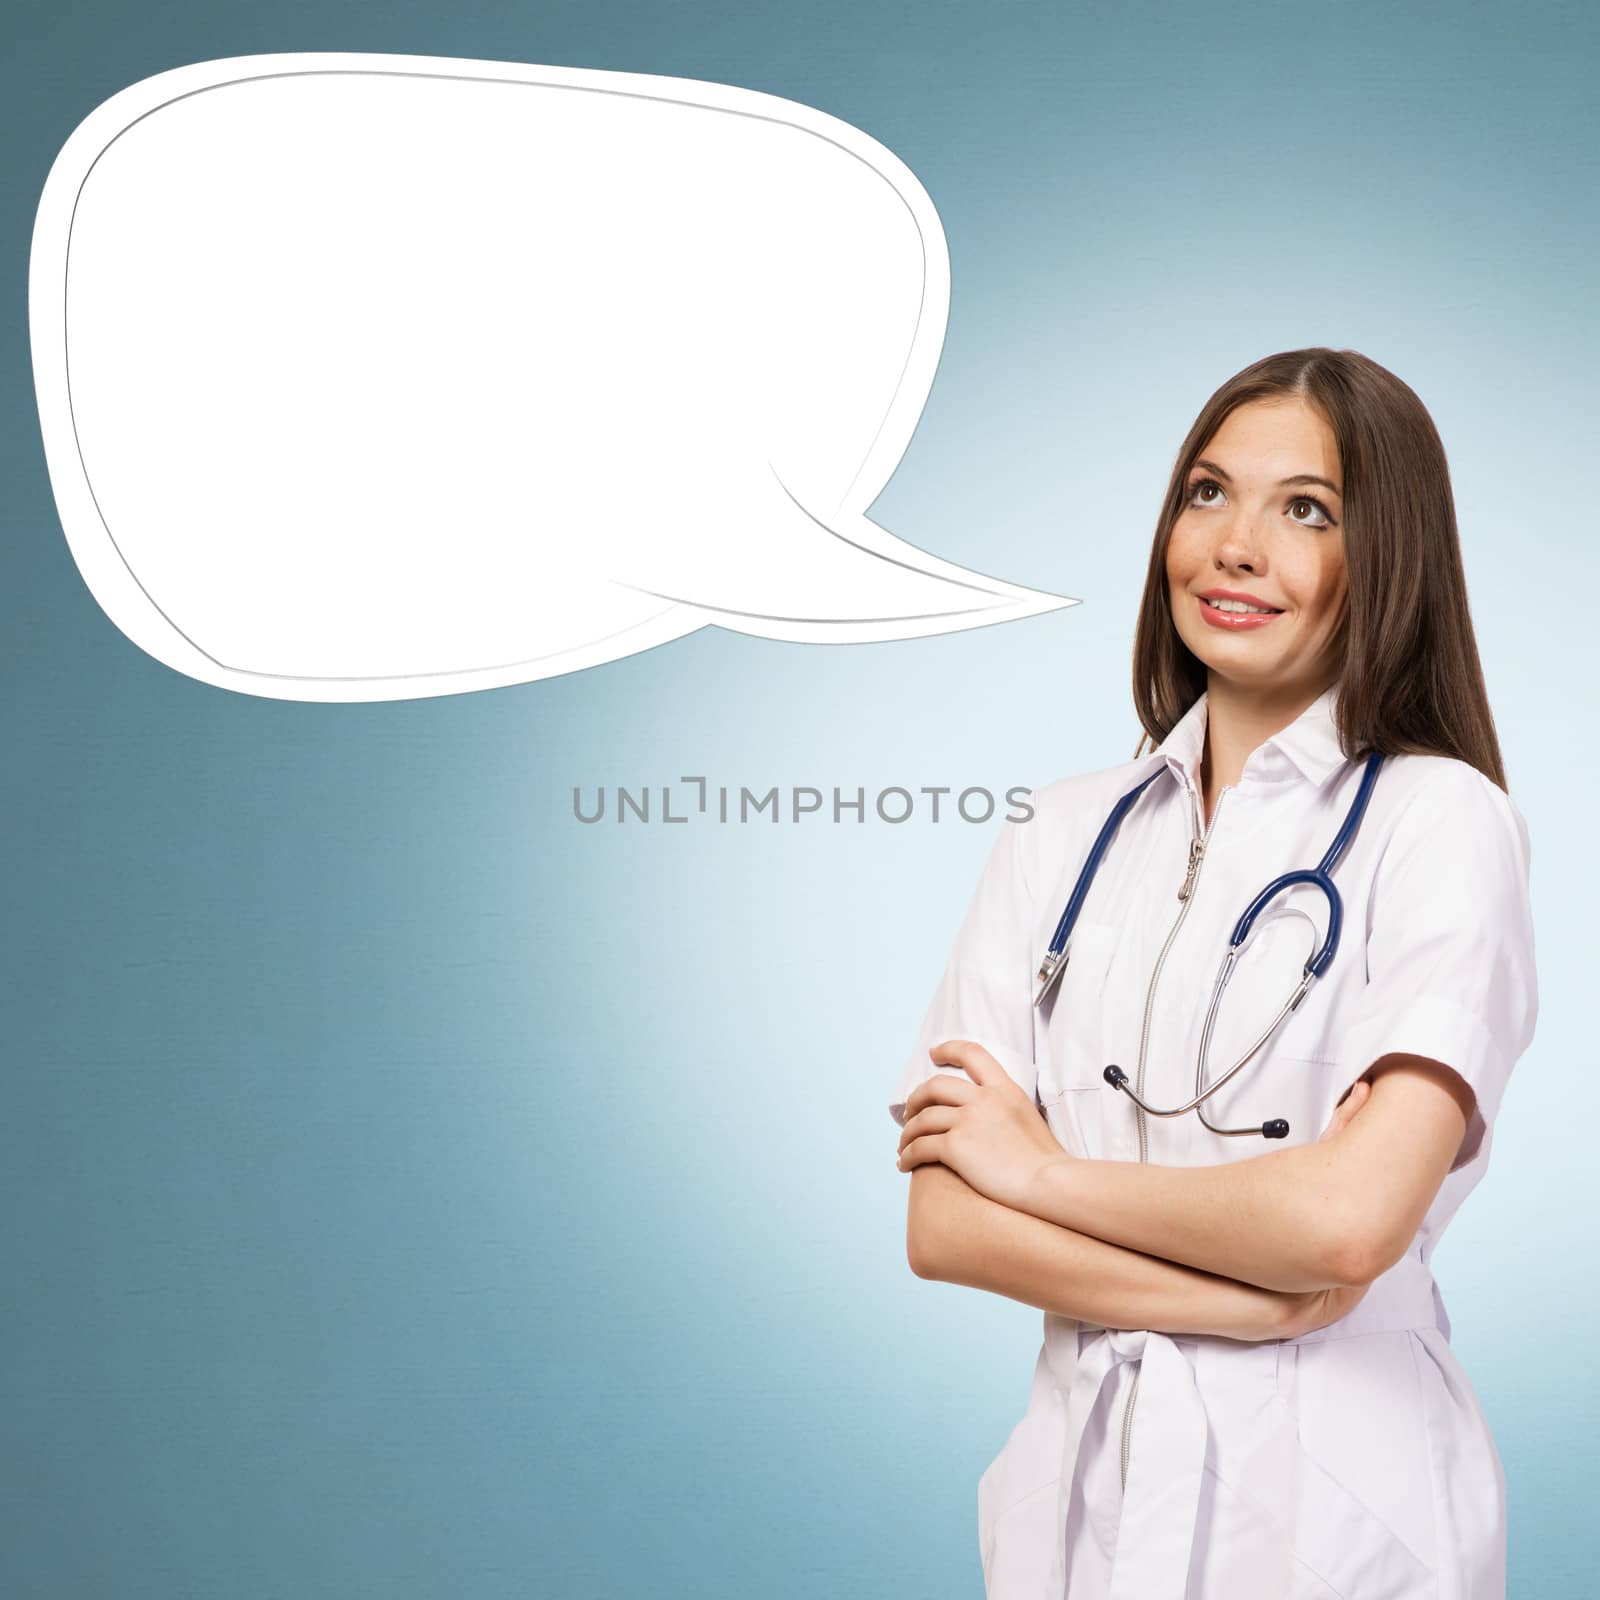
[1317,1077,1371,1143]
[1294,1276,1373,1336]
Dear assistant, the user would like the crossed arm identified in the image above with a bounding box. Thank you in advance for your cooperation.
[905,1051,1475,1327]
[907,1162,1327,1342]
[1009,1055,1474,1291]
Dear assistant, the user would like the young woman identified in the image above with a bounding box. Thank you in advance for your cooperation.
[889,348,1538,1599]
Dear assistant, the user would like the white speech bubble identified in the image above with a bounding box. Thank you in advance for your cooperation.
[29,53,1074,701]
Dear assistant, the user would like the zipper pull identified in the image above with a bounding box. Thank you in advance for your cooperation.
[1177,836,1204,900]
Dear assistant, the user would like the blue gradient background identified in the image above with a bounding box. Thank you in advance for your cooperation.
[2,3,1592,1595]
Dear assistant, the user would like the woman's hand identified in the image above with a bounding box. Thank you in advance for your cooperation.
[895,1040,1068,1214]
[1276,1279,1375,1340]
[1254,1077,1377,1341]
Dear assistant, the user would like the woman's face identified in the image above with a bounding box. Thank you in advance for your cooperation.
[1165,397,1348,701]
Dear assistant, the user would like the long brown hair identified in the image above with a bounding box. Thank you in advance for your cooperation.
[1131,347,1507,790]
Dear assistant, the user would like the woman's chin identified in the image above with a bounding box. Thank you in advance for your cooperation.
[1190,649,1292,693]
[1181,633,1281,679]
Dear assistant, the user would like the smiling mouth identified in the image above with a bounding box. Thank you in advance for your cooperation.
[1200,596,1283,615]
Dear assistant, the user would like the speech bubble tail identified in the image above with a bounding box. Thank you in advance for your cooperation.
[616,580,1079,645]
[607,474,1078,639]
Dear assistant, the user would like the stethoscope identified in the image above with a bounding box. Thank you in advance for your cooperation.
[1033,749,1386,1139]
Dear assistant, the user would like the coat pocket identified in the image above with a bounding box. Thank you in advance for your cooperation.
[1273,1336,1437,1597]
[976,1401,1066,1581]
[1201,1051,1342,1149]
[1283,1440,1435,1599]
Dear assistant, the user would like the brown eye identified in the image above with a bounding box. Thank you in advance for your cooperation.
[1289,496,1334,529]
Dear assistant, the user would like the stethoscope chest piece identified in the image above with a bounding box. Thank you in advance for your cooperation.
[1034,946,1069,1008]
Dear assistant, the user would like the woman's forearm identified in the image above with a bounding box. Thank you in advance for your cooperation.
[907,1163,1298,1341]
[1018,1145,1359,1293]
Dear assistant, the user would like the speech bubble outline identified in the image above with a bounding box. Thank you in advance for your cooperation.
[30,52,1075,702]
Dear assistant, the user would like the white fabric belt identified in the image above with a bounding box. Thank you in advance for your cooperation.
[1043,1251,1443,1598]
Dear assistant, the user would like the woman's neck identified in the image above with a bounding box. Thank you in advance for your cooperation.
[1198,674,1330,825]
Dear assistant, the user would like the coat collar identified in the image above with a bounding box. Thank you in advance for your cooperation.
[1148,684,1350,792]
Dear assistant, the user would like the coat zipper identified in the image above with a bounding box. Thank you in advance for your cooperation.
[1118,777,1231,1494]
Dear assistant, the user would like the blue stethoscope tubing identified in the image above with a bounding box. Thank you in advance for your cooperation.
[1034,748,1386,1139]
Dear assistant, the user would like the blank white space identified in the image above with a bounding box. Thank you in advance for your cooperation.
[31,54,1072,700]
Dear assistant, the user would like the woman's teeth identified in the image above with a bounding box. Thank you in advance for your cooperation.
[1203,597,1280,615]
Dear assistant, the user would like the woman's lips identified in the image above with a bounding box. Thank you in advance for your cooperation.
[1197,595,1282,631]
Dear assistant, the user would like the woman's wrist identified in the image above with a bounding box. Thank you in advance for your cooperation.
[1204,1276,1305,1343]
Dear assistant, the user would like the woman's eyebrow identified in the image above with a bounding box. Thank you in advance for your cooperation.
[1193,457,1343,496]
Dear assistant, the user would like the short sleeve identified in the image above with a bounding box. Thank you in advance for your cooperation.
[1333,766,1538,1173]
[887,814,1039,1127]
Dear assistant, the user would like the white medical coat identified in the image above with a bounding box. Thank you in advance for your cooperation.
[890,686,1538,1599]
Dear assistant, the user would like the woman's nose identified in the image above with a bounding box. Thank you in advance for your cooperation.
[1213,514,1265,571]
